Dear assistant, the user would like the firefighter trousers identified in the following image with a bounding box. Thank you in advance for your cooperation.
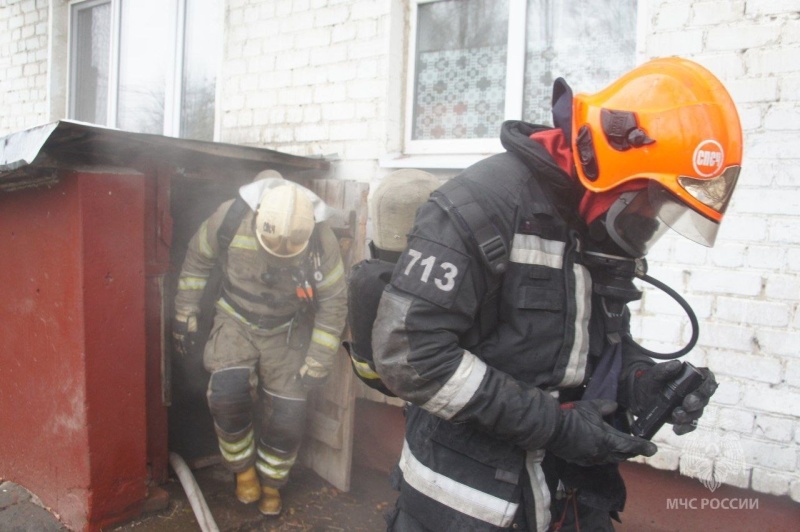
[203,310,310,488]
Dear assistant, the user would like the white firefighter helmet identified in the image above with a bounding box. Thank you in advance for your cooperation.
[255,183,316,258]
[370,169,439,252]
[253,168,283,182]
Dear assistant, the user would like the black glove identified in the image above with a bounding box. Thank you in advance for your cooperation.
[546,399,657,467]
[296,362,329,390]
[631,360,718,435]
[172,314,198,357]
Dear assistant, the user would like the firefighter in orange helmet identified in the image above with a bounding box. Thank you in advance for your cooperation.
[373,58,740,531]
[174,173,347,516]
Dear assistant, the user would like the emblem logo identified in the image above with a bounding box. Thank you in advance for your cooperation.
[692,140,725,177]
[680,408,746,492]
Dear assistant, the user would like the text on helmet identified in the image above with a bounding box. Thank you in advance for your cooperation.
[692,140,724,177]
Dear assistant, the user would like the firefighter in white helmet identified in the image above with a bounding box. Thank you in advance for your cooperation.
[173,171,347,516]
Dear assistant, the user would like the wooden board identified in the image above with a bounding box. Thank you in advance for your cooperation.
[300,179,369,492]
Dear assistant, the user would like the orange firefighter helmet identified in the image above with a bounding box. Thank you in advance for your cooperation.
[572,57,742,256]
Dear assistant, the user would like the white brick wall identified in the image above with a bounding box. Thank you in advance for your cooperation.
[0,0,798,503]
[0,0,49,136]
[640,0,800,501]
[218,0,392,179]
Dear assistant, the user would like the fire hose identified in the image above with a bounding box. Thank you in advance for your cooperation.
[168,452,220,532]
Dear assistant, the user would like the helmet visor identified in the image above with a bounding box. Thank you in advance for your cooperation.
[678,165,741,215]
[606,182,726,258]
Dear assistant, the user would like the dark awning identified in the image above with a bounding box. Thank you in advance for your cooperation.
[0,120,329,192]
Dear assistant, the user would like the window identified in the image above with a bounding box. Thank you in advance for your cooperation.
[406,0,638,155]
[69,0,221,141]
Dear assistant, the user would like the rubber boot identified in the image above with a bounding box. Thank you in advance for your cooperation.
[235,467,261,504]
[258,486,282,516]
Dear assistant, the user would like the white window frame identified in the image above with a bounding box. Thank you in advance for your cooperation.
[67,0,188,137]
[68,0,120,127]
[404,0,528,156]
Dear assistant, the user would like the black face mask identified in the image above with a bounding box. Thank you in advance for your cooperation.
[598,172,740,259]
[600,190,670,259]
[586,214,633,259]
[583,220,699,361]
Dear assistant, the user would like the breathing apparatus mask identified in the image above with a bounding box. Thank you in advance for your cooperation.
[581,242,699,361]
[592,167,740,259]
[580,169,740,360]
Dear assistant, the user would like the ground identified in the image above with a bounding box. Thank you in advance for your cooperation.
[0,481,69,532]
[106,460,800,532]
[3,460,799,531]
[106,462,396,532]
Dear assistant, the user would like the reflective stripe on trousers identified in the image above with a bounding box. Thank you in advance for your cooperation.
[218,427,256,464]
[398,440,519,528]
[256,446,298,482]
[526,449,551,532]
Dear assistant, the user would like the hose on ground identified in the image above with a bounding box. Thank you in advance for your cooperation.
[168,452,220,532]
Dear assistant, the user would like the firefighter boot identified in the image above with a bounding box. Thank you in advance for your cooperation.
[258,486,282,516]
[235,467,261,504]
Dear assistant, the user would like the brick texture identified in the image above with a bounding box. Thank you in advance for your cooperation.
[217,0,391,166]
[0,0,49,135]
[0,0,797,502]
[642,1,800,499]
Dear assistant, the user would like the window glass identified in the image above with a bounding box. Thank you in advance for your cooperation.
[412,0,509,141]
[522,0,637,124]
[69,0,219,140]
[72,1,111,125]
[406,0,637,152]
[180,0,221,141]
[116,0,176,134]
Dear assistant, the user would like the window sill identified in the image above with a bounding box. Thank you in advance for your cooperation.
[379,152,497,171]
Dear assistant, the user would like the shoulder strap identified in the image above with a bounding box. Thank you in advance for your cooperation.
[301,226,322,311]
[430,181,508,346]
[430,182,508,276]
[217,196,249,252]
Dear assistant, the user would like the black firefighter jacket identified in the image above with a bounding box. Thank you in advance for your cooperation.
[372,121,653,531]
